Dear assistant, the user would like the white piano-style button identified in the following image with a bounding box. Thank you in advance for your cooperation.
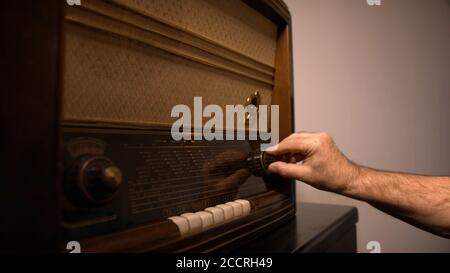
[225,201,243,218]
[195,211,214,229]
[234,199,251,216]
[204,207,225,225]
[180,212,203,233]
[168,216,190,235]
[216,204,234,221]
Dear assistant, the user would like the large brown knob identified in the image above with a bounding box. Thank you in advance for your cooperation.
[67,156,122,206]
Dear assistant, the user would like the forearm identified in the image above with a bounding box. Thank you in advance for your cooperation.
[267,132,450,237]
[344,166,450,238]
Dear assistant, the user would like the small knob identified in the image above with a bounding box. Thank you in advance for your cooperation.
[101,165,123,191]
[66,156,122,206]
[247,150,279,176]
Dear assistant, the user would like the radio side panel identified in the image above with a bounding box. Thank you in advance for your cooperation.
[1,0,62,252]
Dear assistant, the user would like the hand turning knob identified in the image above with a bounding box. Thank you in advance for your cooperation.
[66,156,123,206]
[246,150,279,176]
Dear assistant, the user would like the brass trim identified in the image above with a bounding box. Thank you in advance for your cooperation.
[244,91,261,124]
[245,91,261,107]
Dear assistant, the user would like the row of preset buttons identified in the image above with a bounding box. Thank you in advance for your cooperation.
[168,199,251,235]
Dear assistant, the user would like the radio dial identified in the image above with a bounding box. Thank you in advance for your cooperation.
[67,156,122,206]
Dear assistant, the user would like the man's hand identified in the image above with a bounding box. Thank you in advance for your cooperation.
[267,132,450,238]
[267,132,359,194]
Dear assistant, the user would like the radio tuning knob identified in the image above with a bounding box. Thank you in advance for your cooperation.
[247,150,279,176]
[100,165,123,191]
[66,156,123,206]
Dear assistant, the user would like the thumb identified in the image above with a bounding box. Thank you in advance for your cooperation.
[268,161,310,181]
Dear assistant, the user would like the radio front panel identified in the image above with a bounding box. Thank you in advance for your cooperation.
[61,126,292,251]
[58,0,294,252]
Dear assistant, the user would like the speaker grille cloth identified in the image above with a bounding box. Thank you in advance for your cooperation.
[112,0,277,67]
[63,23,273,126]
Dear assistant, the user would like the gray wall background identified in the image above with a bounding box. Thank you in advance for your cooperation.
[284,0,450,252]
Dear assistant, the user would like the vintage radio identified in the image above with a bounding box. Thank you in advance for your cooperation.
[2,0,294,252]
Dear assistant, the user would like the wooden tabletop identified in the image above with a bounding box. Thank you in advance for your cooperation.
[237,202,359,253]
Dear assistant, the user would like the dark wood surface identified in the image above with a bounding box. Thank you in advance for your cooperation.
[237,202,358,253]
[1,0,62,252]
